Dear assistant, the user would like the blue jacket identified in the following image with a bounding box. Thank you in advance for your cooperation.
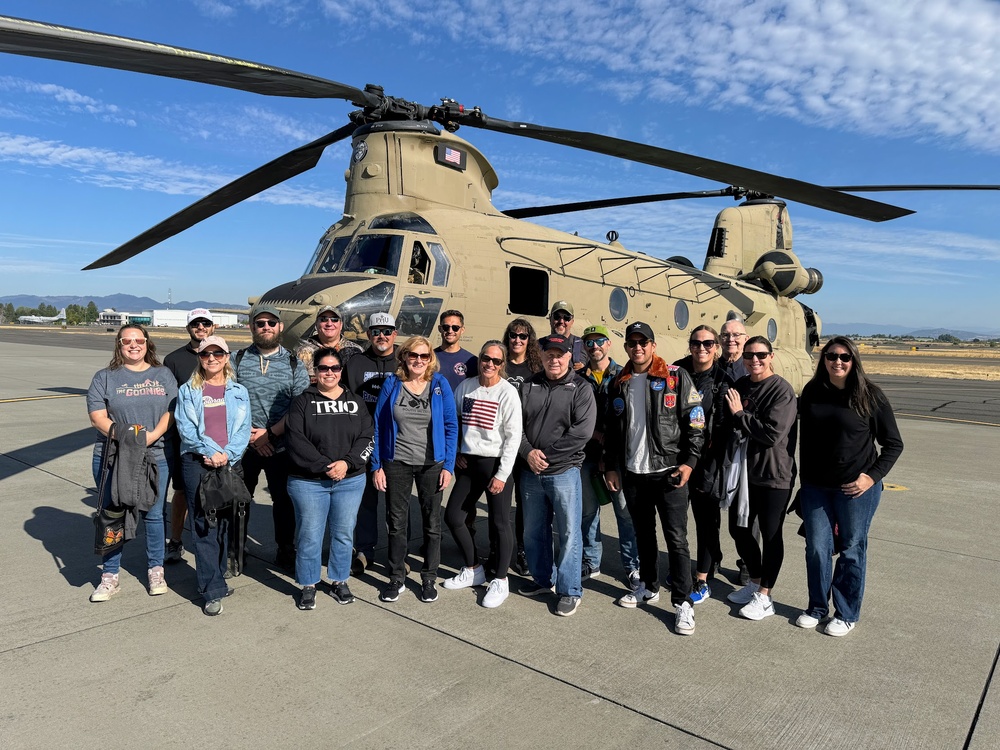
[371,373,457,472]
[176,379,253,464]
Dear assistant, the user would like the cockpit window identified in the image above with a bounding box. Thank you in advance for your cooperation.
[337,234,404,276]
[408,242,430,285]
[368,212,436,234]
[314,236,351,275]
[427,241,450,286]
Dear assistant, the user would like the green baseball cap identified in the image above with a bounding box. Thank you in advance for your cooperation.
[583,324,611,340]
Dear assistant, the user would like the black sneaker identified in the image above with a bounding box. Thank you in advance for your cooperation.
[297,585,316,610]
[519,580,555,597]
[581,564,601,581]
[512,550,530,577]
[555,595,581,617]
[380,580,405,603]
[420,579,438,603]
[165,540,185,564]
[329,581,355,605]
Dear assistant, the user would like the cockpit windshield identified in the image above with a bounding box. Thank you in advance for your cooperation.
[337,234,404,276]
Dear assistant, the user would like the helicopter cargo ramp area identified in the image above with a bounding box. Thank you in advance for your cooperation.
[1,337,998,750]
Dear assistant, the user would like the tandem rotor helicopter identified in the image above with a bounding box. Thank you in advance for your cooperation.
[2,15,997,390]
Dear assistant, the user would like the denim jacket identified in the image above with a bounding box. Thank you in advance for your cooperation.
[371,373,457,472]
[176,379,252,464]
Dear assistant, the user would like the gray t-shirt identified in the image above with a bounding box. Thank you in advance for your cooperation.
[392,384,434,465]
[87,365,178,457]
[626,373,650,473]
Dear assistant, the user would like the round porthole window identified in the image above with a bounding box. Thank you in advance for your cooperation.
[609,287,628,321]
[674,300,689,330]
[767,318,778,342]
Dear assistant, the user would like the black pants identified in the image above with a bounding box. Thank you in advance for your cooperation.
[729,484,791,590]
[239,448,295,551]
[623,471,692,605]
[446,455,514,578]
[690,487,723,576]
[384,460,444,583]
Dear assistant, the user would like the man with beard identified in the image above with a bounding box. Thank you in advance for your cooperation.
[163,308,216,563]
[343,312,399,574]
[231,304,309,573]
[547,301,588,372]
[296,304,363,382]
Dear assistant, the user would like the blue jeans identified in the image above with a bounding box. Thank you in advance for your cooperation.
[801,481,882,623]
[581,459,639,573]
[288,473,366,586]
[521,468,583,598]
[92,447,168,575]
[181,453,230,603]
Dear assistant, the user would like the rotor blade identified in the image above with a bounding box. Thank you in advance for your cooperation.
[827,184,1000,193]
[83,123,356,270]
[0,15,377,105]
[470,115,913,222]
[505,189,733,219]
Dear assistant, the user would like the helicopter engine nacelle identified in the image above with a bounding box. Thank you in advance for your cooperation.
[748,252,823,297]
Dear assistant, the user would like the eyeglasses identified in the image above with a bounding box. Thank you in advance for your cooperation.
[318,316,340,324]
[824,352,854,363]
[552,314,573,323]
[689,340,716,349]
[189,320,212,329]
[440,324,462,333]
[316,364,343,373]
[407,352,432,362]
[624,338,650,349]
[369,327,395,338]
[119,337,146,346]
[742,351,770,361]
[720,332,747,340]
[508,332,529,341]
[480,355,503,367]
[254,319,279,329]
[198,350,228,360]
[584,337,609,348]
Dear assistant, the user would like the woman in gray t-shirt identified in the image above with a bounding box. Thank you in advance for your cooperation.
[86,324,177,604]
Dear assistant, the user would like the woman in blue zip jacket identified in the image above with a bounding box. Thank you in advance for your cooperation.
[175,336,252,616]
[371,335,458,605]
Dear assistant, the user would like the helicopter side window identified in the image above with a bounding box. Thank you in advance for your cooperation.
[426,242,450,286]
[397,295,443,337]
[314,236,352,275]
[508,267,549,317]
[408,242,430,285]
[338,234,403,276]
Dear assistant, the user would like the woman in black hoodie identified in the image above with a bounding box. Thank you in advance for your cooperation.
[286,348,374,610]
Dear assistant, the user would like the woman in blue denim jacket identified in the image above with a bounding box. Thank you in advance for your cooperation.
[175,336,252,616]
[371,335,458,604]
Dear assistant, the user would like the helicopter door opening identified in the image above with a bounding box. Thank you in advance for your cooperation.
[508,267,549,316]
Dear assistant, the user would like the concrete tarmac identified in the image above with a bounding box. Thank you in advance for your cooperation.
[1,338,998,749]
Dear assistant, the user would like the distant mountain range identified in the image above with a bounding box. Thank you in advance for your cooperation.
[0,294,246,311]
[824,323,1000,340]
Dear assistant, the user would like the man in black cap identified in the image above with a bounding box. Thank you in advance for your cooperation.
[517,334,596,617]
[603,321,704,636]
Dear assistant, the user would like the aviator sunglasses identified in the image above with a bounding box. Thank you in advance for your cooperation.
[824,352,854,363]
[316,364,343,373]
[742,351,770,361]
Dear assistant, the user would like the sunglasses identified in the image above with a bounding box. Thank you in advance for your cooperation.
[119,337,146,346]
[407,352,432,362]
[440,324,462,333]
[316,364,343,373]
[480,355,503,367]
[198,350,228,360]
[689,340,716,349]
[318,316,340,324]
[508,332,529,341]
[189,320,212,329]
[742,351,770,360]
[624,338,650,349]
[584,337,609,348]
[369,327,395,338]
[824,352,854,363]
[552,314,573,323]
[254,319,279,329]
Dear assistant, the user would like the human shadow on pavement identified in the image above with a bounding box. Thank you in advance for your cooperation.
[1,427,93,481]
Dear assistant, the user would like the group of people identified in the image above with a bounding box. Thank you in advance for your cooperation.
[85,300,903,637]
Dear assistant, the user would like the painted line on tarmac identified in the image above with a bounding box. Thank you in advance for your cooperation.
[0,394,85,404]
[896,412,1000,427]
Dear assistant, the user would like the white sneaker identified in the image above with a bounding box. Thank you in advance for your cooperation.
[825,617,856,637]
[148,566,168,596]
[674,601,695,635]
[727,581,760,605]
[617,583,659,608]
[482,578,509,608]
[739,591,775,620]
[90,573,120,602]
[442,565,487,590]
[795,612,821,628]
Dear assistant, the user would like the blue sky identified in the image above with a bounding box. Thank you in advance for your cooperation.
[1,0,999,328]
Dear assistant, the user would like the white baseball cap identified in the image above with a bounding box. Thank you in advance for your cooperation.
[186,308,215,325]
[368,312,396,329]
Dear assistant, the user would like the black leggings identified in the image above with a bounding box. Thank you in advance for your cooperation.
[445,454,514,578]
[690,487,723,576]
[729,484,791,590]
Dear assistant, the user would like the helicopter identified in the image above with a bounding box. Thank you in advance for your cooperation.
[3,15,997,391]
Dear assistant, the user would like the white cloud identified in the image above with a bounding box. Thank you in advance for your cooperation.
[0,77,137,127]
